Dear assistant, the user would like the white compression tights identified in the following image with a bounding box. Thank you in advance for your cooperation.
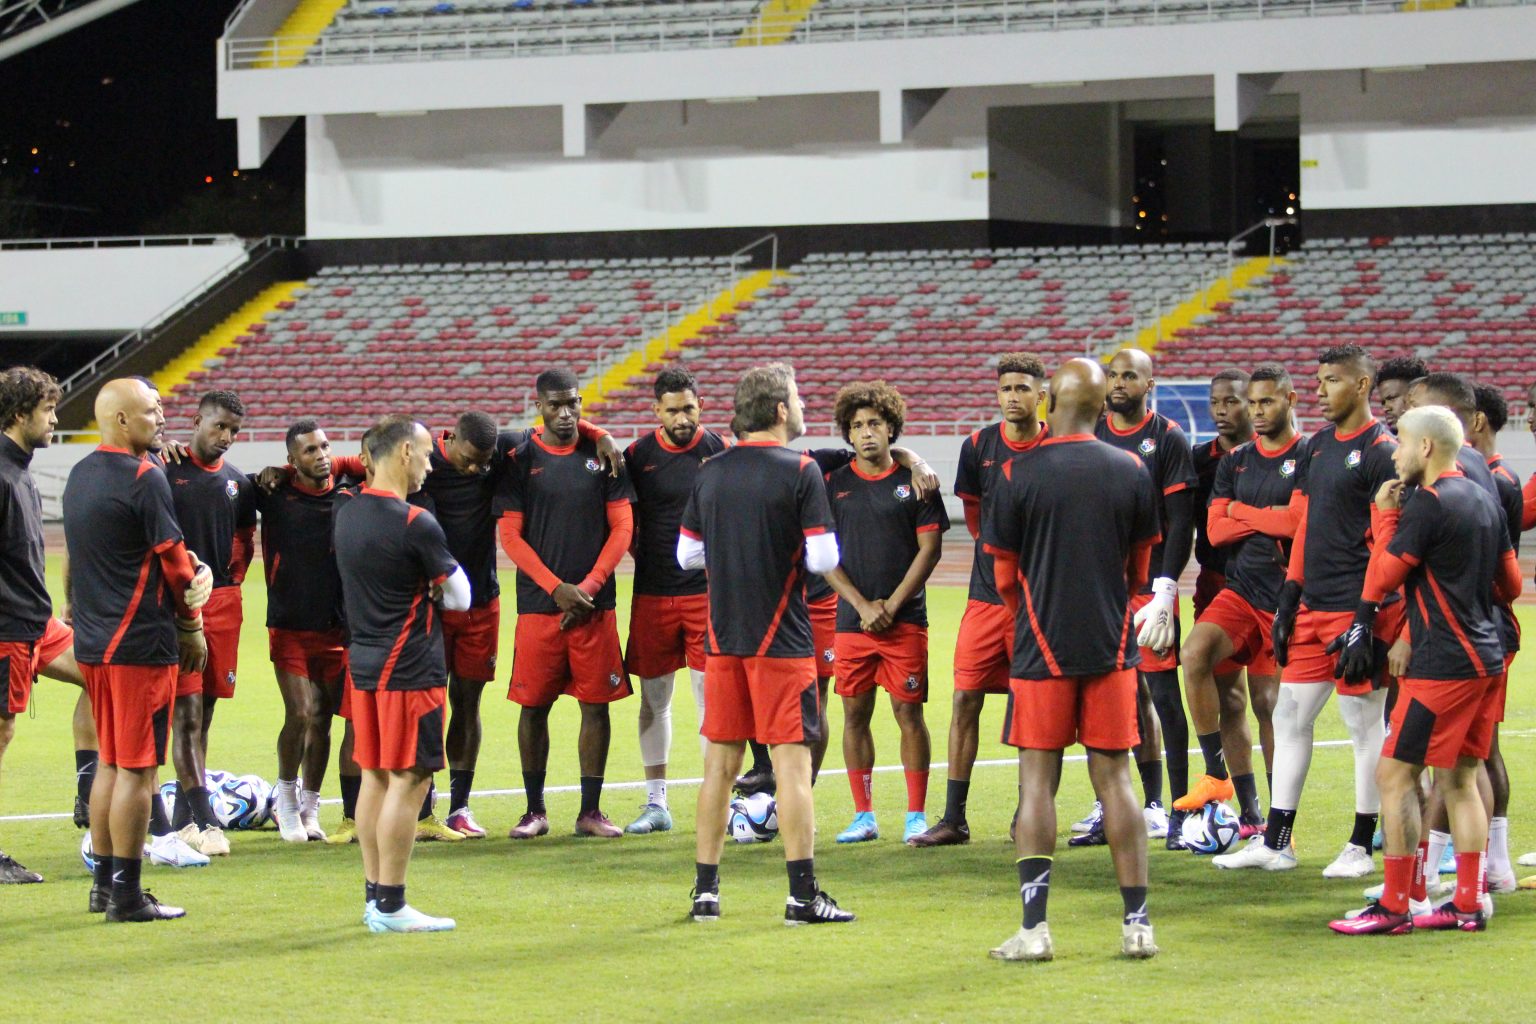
[1271,682,1387,814]
[638,669,708,767]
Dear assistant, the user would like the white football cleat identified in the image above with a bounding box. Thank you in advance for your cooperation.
[147,832,210,868]
[299,790,327,842]
[1322,842,1375,879]
[1121,922,1159,959]
[197,826,231,857]
[989,923,1053,962]
[1487,870,1517,894]
[273,784,308,843]
[1142,802,1169,839]
[1212,836,1297,871]
[1071,801,1103,835]
[1517,851,1536,868]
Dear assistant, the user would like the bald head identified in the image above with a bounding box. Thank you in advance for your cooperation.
[1048,358,1108,435]
[95,377,164,454]
[1105,348,1155,419]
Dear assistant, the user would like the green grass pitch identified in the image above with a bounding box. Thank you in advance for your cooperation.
[3,562,1534,1022]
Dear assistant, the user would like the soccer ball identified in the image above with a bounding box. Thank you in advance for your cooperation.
[212,774,270,830]
[727,792,778,843]
[238,774,275,829]
[80,832,95,872]
[158,769,239,826]
[1181,801,1241,855]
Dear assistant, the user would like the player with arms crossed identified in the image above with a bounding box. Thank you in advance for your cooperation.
[64,378,213,921]
[985,358,1162,962]
[1330,405,1519,934]
[821,381,948,845]
[684,363,853,925]
[336,416,470,932]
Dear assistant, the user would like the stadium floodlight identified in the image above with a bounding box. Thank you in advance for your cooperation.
[0,0,149,62]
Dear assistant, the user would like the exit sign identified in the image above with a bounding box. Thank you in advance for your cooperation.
[0,312,26,326]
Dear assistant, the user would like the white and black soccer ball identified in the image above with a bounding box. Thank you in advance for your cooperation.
[238,774,275,829]
[80,831,95,872]
[212,774,269,831]
[727,792,778,843]
[157,780,179,823]
[1181,801,1241,855]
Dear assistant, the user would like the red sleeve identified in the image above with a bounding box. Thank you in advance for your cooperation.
[154,538,201,619]
[580,501,634,597]
[1360,508,1405,603]
[1285,493,1309,583]
[1524,474,1536,531]
[1231,502,1298,538]
[497,512,562,595]
[1127,537,1154,593]
[332,454,365,479]
[229,524,256,584]
[576,419,609,443]
[1207,498,1255,546]
[1495,549,1524,604]
[992,549,1020,619]
[962,496,981,541]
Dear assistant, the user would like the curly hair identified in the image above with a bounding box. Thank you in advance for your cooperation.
[833,379,907,445]
[0,365,62,431]
[997,352,1046,379]
[1473,383,1508,433]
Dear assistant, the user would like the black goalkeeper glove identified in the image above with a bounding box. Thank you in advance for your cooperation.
[1325,601,1380,684]
[1271,579,1303,668]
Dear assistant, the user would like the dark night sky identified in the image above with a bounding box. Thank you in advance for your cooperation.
[0,0,302,237]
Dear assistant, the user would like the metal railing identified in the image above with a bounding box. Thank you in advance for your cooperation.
[224,0,1527,70]
[0,233,242,252]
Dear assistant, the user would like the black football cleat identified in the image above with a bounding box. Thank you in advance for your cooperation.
[88,885,108,913]
[785,890,855,925]
[1068,821,1108,847]
[690,887,720,923]
[908,819,970,847]
[734,766,776,797]
[104,890,186,923]
[1165,810,1190,851]
[0,853,42,884]
[73,796,90,830]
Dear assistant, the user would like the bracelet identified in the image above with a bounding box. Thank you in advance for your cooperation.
[176,617,204,633]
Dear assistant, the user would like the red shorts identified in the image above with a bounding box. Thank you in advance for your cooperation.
[954,599,1012,694]
[269,628,348,686]
[80,662,176,769]
[625,592,709,678]
[701,654,820,745]
[834,624,928,704]
[508,610,631,707]
[1281,602,1405,695]
[0,617,73,715]
[1196,588,1278,677]
[809,594,837,680]
[1130,592,1180,672]
[1384,675,1501,769]
[338,668,354,721]
[1002,669,1139,751]
[1193,569,1226,618]
[1493,652,1514,723]
[440,598,500,682]
[351,685,446,772]
[177,586,242,700]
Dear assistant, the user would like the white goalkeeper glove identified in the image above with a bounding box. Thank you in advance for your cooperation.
[1134,576,1178,654]
[184,551,215,612]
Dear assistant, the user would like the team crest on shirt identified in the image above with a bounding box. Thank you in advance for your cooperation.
[226,671,236,685]
[1279,459,1296,478]
[1346,449,1362,469]
[894,484,912,500]
[822,648,835,664]
[1138,438,1157,456]
[225,479,240,498]
[585,458,603,474]
[608,672,622,688]
[904,675,920,692]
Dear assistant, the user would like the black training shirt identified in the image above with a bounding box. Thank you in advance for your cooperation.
[825,461,949,633]
[1296,419,1398,612]
[1210,434,1307,612]
[256,475,346,632]
[0,435,50,642]
[954,422,1049,605]
[625,427,730,597]
[165,454,257,589]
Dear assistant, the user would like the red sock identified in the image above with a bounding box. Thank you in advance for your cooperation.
[905,769,929,813]
[1410,842,1429,903]
[1454,851,1485,914]
[1381,854,1413,914]
[849,769,873,813]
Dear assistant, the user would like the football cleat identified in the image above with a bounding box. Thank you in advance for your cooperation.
[690,888,720,922]
[1517,874,1536,891]
[508,812,550,840]
[300,810,327,842]
[147,833,209,869]
[1172,775,1235,813]
[1142,802,1169,839]
[273,786,308,843]
[836,812,879,844]
[73,795,90,830]
[1437,845,1457,875]
[325,818,358,845]
[1322,843,1375,879]
[366,904,456,933]
[1345,896,1430,919]
[1371,827,1384,852]
[1068,820,1108,847]
[444,808,488,839]
[1165,810,1189,851]
[574,810,623,838]
[1212,836,1297,871]
[1329,901,1413,935]
[1411,901,1487,932]
[415,815,466,843]
[1121,922,1159,958]
[88,885,108,913]
[623,804,674,835]
[0,853,42,884]
[363,899,375,926]
[734,765,776,797]
[1487,870,1517,894]
[1517,851,1536,868]
[908,819,970,847]
[104,890,185,923]
[785,890,855,925]
[1071,801,1103,834]
[1238,821,1267,841]
[179,823,230,857]
[989,923,1053,962]
[903,812,928,844]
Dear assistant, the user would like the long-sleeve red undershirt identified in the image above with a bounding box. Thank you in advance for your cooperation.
[1362,507,1523,606]
[498,502,634,599]
[153,538,201,619]
[230,525,256,584]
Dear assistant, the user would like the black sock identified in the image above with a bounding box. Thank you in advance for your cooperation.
[92,854,112,892]
[1265,807,1297,851]
[340,774,361,820]
[1266,770,1273,796]
[1196,731,1228,781]
[695,861,719,895]
[1146,671,1189,800]
[524,771,546,815]
[148,792,174,837]
[943,778,970,825]
[449,768,474,814]
[579,776,603,815]
[1137,760,1163,807]
[1233,773,1261,824]
[109,856,142,906]
[1016,856,1052,928]
[787,858,816,902]
[1120,885,1149,926]
[376,883,405,914]
[170,783,192,832]
[1350,812,1378,850]
[187,786,219,830]
[748,741,772,774]
[418,783,435,822]
[365,880,377,905]
[75,750,97,804]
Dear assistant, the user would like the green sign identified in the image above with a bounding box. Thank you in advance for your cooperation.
[0,312,26,326]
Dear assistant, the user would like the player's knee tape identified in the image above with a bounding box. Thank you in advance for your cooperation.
[1339,689,1386,814]
[1270,682,1332,810]
[638,675,675,768]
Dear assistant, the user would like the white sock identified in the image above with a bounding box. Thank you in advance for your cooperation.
[1338,689,1387,816]
[300,789,320,818]
[690,668,707,759]
[638,674,675,769]
[276,778,299,812]
[1427,829,1452,877]
[646,779,668,809]
[1270,682,1333,810]
[1489,816,1511,877]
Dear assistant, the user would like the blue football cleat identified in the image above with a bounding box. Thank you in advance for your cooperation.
[1439,842,1457,875]
[366,903,456,933]
[836,811,879,844]
[903,812,928,844]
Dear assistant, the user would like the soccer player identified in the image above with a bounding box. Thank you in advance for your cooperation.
[1082,348,1195,848]
[1373,355,1427,435]
[335,416,469,933]
[497,369,635,839]
[1329,406,1519,934]
[985,358,1161,962]
[0,366,100,883]
[683,362,853,925]
[162,391,256,857]
[1178,365,1303,834]
[622,367,729,834]
[1214,345,1398,877]
[64,377,213,921]
[912,353,1048,848]
[821,381,948,845]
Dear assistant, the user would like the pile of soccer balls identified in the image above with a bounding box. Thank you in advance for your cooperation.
[727,792,778,843]
[159,770,276,830]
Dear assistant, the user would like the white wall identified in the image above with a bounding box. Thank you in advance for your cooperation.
[0,241,249,332]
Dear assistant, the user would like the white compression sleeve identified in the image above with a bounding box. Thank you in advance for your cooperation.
[1338,688,1387,815]
[439,566,472,611]
[677,533,706,570]
[637,674,675,768]
[1270,681,1335,811]
[805,532,840,575]
[689,668,707,759]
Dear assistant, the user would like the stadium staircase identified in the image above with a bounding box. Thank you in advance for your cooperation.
[1130,255,1273,353]
[737,0,820,45]
[257,0,353,66]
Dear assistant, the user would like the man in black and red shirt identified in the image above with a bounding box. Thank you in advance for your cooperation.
[1329,405,1519,935]
[336,415,468,934]
[63,377,213,922]
[1085,348,1195,848]
[622,367,729,835]
[162,390,256,856]
[821,381,948,847]
[1180,364,1303,832]
[984,358,1162,962]
[912,353,1047,849]
[681,362,853,925]
[496,369,635,840]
